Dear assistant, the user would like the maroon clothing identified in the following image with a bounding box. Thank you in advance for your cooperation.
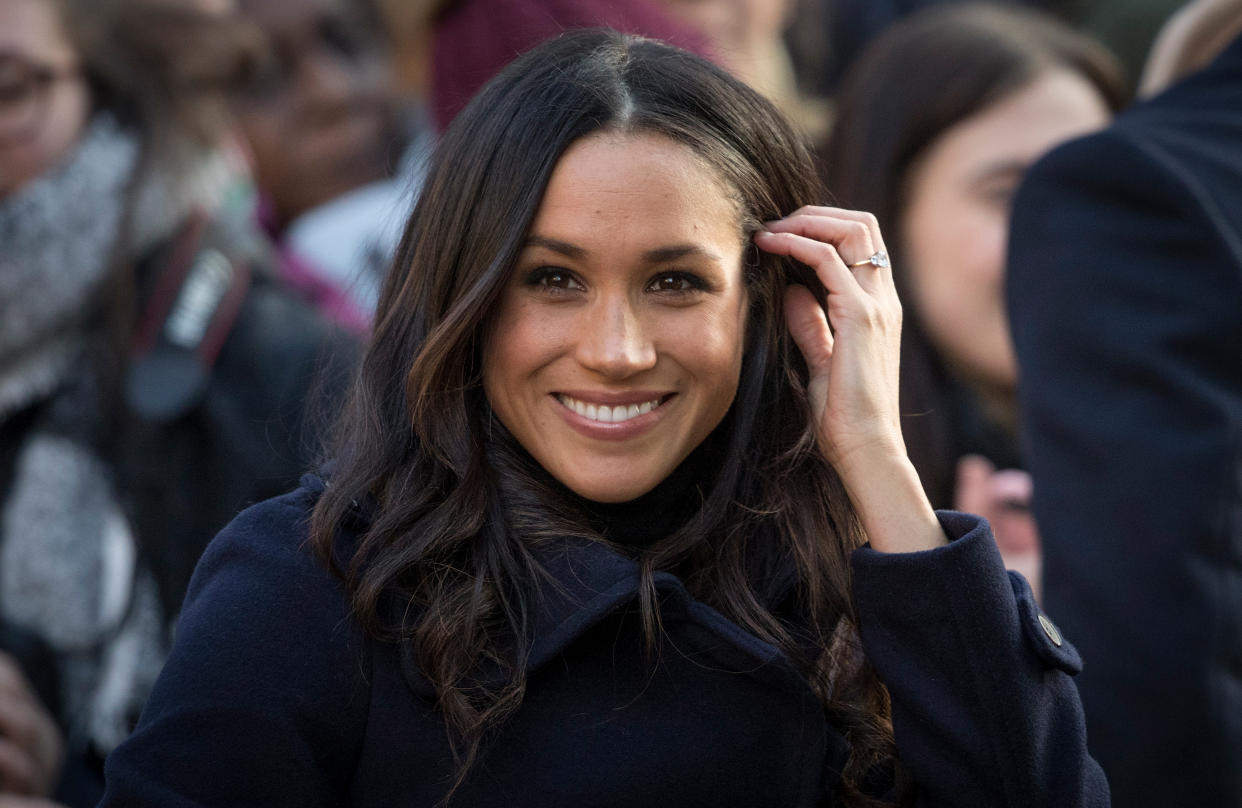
[432,0,714,131]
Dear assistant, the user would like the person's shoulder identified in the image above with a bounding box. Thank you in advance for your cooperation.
[1028,47,1242,190]
[205,267,361,447]
[1020,124,1145,191]
[185,474,341,609]
[223,271,362,385]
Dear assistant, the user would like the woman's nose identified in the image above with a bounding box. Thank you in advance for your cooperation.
[573,299,657,379]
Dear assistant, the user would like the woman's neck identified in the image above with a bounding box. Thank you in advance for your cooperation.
[549,425,728,552]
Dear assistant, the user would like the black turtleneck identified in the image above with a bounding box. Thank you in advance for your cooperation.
[542,422,731,552]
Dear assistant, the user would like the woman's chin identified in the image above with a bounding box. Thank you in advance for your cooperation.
[553,469,664,505]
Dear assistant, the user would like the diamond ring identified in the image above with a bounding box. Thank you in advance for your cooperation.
[847,251,890,269]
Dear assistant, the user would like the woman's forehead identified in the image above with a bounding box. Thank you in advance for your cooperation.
[0,0,76,63]
[526,131,745,252]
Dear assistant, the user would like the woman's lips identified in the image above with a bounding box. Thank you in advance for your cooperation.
[552,392,674,439]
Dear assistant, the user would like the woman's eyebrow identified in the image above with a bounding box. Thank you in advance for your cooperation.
[523,236,587,259]
[523,237,722,265]
[642,245,723,264]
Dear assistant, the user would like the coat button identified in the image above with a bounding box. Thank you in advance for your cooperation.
[1038,614,1063,647]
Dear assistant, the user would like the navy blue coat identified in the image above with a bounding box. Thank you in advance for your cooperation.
[1007,34,1242,807]
[99,475,1107,806]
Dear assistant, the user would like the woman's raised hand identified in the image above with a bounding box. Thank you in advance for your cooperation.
[754,207,945,553]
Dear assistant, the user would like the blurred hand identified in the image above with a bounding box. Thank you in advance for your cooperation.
[955,455,1042,601]
[0,796,68,807]
[0,654,63,796]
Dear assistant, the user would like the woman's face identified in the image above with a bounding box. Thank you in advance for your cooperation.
[232,0,400,225]
[483,132,749,504]
[900,69,1111,393]
[0,0,90,197]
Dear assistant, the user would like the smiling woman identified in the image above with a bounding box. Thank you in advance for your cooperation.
[101,28,1109,808]
[484,133,748,504]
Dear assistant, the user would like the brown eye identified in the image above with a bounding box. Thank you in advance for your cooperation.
[524,267,583,293]
[647,272,704,294]
[540,270,576,289]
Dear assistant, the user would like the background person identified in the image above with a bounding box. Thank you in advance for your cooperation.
[1007,26,1242,808]
[819,3,1124,593]
[230,0,428,330]
[0,0,356,803]
[102,29,1105,807]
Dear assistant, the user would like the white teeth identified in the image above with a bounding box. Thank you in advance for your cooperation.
[558,395,663,424]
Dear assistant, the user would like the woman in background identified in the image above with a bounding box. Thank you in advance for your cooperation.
[821,3,1125,594]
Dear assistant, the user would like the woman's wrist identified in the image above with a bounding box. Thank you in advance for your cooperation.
[836,446,946,554]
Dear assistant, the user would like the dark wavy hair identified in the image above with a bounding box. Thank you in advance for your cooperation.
[311,29,900,805]
[821,3,1126,507]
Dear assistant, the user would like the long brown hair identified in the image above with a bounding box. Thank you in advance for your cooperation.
[821,3,1126,507]
[311,29,898,804]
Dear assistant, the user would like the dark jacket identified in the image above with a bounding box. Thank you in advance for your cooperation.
[123,233,360,614]
[1007,33,1242,807]
[7,226,359,808]
[100,475,1107,806]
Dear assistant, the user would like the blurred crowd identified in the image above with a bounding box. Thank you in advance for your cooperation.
[0,0,1239,805]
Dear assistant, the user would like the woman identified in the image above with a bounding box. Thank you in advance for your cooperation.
[0,0,354,803]
[101,30,1106,806]
[821,4,1126,591]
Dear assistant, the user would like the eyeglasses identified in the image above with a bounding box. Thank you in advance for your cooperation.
[0,52,80,140]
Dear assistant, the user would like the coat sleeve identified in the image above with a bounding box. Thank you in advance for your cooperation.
[99,488,371,807]
[851,512,1109,807]
[1005,125,1242,806]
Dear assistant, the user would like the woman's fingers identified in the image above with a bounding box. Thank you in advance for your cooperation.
[761,210,892,295]
[752,230,860,300]
[954,454,996,514]
[786,205,889,253]
[783,285,833,418]
[783,283,834,371]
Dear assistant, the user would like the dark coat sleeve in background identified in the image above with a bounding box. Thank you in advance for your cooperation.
[1006,34,1242,807]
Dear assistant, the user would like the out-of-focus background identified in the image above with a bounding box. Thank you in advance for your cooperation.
[1,0,1240,806]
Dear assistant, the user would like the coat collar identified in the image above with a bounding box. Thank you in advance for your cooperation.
[302,473,806,701]
[303,472,853,789]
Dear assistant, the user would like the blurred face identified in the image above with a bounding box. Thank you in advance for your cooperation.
[659,0,789,82]
[483,132,749,503]
[233,0,399,225]
[0,0,90,197]
[901,69,1110,393]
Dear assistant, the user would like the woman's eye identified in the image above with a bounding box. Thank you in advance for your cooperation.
[527,268,582,292]
[647,272,703,294]
[319,17,368,63]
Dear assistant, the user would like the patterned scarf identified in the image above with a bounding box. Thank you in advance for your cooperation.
[0,113,238,755]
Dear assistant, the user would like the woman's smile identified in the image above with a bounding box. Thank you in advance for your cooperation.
[553,391,676,438]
